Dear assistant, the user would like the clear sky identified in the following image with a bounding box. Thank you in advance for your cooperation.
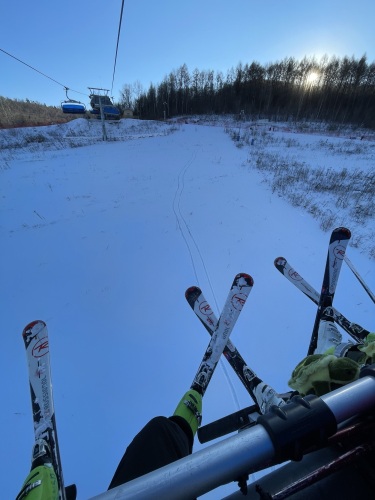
[1,0,374,107]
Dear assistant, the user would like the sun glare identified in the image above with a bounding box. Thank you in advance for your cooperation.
[306,71,320,85]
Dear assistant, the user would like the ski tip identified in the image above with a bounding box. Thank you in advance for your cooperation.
[22,320,47,337]
[185,285,201,296]
[185,286,202,304]
[333,227,351,239]
[274,256,287,267]
[235,273,254,287]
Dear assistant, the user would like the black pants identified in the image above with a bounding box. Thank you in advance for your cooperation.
[108,416,193,489]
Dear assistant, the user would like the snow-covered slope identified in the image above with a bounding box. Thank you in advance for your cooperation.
[1,118,373,499]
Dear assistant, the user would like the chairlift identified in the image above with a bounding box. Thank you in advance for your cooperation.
[61,87,86,114]
[102,105,121,119]
[88,87,122,120]
[88,87,112,109]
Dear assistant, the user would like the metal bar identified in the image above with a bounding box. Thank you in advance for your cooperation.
[89,375,375,500]
[91,424,274,500]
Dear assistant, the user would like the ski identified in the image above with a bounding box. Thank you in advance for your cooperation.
[307,227,351,355]
[186,284,285,413]
[189,273,253,397]
[198,403,259,443]
[274,257,369,343]
[21,320,70,500]
[344,254,375,304]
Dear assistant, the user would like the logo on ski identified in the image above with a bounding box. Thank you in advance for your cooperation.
[288,269,302,281]
[333,244,346,260]
[199,301,212,316]
[231,293,247,310]
[32,338,49,358]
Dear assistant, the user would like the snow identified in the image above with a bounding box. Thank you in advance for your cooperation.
[1,117,374,499]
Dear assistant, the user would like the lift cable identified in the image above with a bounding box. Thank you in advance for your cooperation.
[110,0,125,96]
[0,47,88,97]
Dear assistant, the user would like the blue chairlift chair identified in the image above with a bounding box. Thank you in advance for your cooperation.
[61,88,86,114]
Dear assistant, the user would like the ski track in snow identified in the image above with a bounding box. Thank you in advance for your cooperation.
[1,117,374,499]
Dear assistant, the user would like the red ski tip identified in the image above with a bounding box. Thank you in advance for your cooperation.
[22,320,46,337]
[236,273,254,287]
[333,227,351,238]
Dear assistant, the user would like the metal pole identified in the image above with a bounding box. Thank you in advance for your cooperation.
[321,372,375,422]
[90,424,274,500]
[89,375,375,500]
[99,96,107,141]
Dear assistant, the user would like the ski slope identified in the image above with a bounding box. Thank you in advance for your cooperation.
[1,117,373,499]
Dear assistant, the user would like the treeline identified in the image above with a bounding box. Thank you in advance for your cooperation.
[120,55,375,128]
[0,96,72,128]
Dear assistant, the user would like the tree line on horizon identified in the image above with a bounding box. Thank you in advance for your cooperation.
[120,55,375,128]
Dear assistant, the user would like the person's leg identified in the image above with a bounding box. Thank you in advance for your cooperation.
[109,416,189,488]
[108,390,202,489]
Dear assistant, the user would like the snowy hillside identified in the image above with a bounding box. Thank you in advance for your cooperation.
[1,117,374,499]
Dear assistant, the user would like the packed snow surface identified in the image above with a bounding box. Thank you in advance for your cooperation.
[1,117,373,499]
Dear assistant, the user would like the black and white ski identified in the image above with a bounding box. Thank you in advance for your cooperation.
[274,256,369,343]
[189,273,253,397]
[306,227,351,355]
[22,320,69,500]
[186,283,285,413]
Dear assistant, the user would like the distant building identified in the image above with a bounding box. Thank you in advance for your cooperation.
[123,108,133,118]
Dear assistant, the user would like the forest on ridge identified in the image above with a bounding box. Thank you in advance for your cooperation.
[120,55,375,128]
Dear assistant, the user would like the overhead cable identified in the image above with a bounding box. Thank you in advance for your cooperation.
[0,47,88,97]
[111,0,125,95]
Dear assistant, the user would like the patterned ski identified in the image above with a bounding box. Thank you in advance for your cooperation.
[189,273,253,396]
[186,284,285,413]
[307,227,351,355]
[274,256,369,343]
[22,320,67,500]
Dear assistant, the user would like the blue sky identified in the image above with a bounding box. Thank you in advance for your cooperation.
[1,0,375,107]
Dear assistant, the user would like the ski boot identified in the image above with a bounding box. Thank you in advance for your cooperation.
[173,389,202,436]
[315,319,342,354]
[16,440,58,500]
[253,382,285,414]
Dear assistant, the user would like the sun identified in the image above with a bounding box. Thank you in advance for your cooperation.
[306,71,320,85]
